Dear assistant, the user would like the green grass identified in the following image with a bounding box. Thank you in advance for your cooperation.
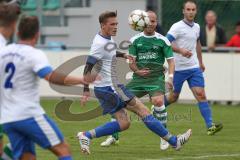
[13,99,240,160]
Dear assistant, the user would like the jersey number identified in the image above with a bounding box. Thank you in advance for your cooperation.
[4,62,16,89]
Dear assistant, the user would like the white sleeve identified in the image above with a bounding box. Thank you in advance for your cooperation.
[196,24,200,39]
[167,23,180,39]
[32,50,52,73]
[90,43,104,60]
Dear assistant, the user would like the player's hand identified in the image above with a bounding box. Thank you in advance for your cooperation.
[166,75,174,90]
[81,91,90,106]
[135,68,150,77]
[180,48,192,58]
[200,63,205,72]
[124,54,135,64]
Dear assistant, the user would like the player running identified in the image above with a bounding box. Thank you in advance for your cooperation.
[100,11,174,150]
[0,16,96,160]
[77,10,192,155]
[165,0,223,135]
[0,2,20,159]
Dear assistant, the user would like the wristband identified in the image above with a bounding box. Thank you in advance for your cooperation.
[168,74,174,78]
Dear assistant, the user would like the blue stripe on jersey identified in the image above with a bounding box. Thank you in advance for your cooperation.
[86,55,98,65]
[166,34,176,42]
[37,66,53,78]
[98,33,111,40]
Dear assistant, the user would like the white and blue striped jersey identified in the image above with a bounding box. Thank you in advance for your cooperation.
[0,43,52,124]
[89,33,118,87]
[167,20,200,71]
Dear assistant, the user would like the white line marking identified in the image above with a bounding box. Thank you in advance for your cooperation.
[141,153,240,160]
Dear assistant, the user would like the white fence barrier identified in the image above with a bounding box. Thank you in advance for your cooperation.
[40,50,240,102]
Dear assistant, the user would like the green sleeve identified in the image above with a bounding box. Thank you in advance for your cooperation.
[163,43,173,59]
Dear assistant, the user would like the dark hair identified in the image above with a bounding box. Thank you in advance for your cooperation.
[18,16,39,40]
[183,0,197,9]
[236,21,240,26]
[0,3,20,27]
[99,11,117,24]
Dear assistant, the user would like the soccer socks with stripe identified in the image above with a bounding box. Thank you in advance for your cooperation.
[84,121,121,139]
[59,156,72,160]
[152,105,167,128]
[110,116,119,140]
[142,114,177,146]
[198,101,213,128]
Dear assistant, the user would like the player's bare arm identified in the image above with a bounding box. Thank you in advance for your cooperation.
[116,51,135,62]
[44,72,89,85]
[166,58,175,89]
[196,39,205,72]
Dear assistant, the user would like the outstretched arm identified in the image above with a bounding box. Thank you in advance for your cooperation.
[44,72,86,85]
[196,39,205,72]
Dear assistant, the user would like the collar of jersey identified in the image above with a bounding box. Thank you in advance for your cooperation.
[182,19,194,27]
[98,32,111,40]
[142,32,156,38]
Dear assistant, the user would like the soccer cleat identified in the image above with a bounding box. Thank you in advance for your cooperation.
[174,129,192,151]
[100,136,119,147]
[77,132,91,155]
[207,123,223,135]
[160,137,169,150]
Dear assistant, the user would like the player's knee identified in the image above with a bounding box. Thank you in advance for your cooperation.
[119,120,131,131]
[196,91,206,101]
[151,98,164,106]
[50,142,71,157]
[20,153,36,160]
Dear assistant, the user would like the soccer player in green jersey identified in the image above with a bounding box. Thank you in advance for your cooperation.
[100,11,175,150]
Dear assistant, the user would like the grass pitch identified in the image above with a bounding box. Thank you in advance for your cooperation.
[29,100,240,160]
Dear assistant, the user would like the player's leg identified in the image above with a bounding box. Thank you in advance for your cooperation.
[1,143,13,160]
[100,83,147,147]
[14,115,72,160]
[33,115,72,159]
[189,68,223,135]
[77,108,130,154]
[20,152,36,160]
[49,142,72,160]
[78,85,132,154]
[100,115,120,147]
[2,123,36,160]
[126,97,192,150]
[150,93,169,150]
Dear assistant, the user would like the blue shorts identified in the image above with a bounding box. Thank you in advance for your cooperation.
[94,84,135,115]
[3,115,64,159]
[173,68,205,93]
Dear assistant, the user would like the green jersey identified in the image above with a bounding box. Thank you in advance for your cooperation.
[129,32,173,78]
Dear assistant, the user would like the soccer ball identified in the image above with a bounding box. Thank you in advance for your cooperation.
[128,10,150,31]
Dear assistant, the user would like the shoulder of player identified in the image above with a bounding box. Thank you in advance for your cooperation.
[194,22,200,29]
[171,20,183,28]
[155,33,171,46]
[129,32,144,43]
[23,45,46,59]
[92,34,112,48]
